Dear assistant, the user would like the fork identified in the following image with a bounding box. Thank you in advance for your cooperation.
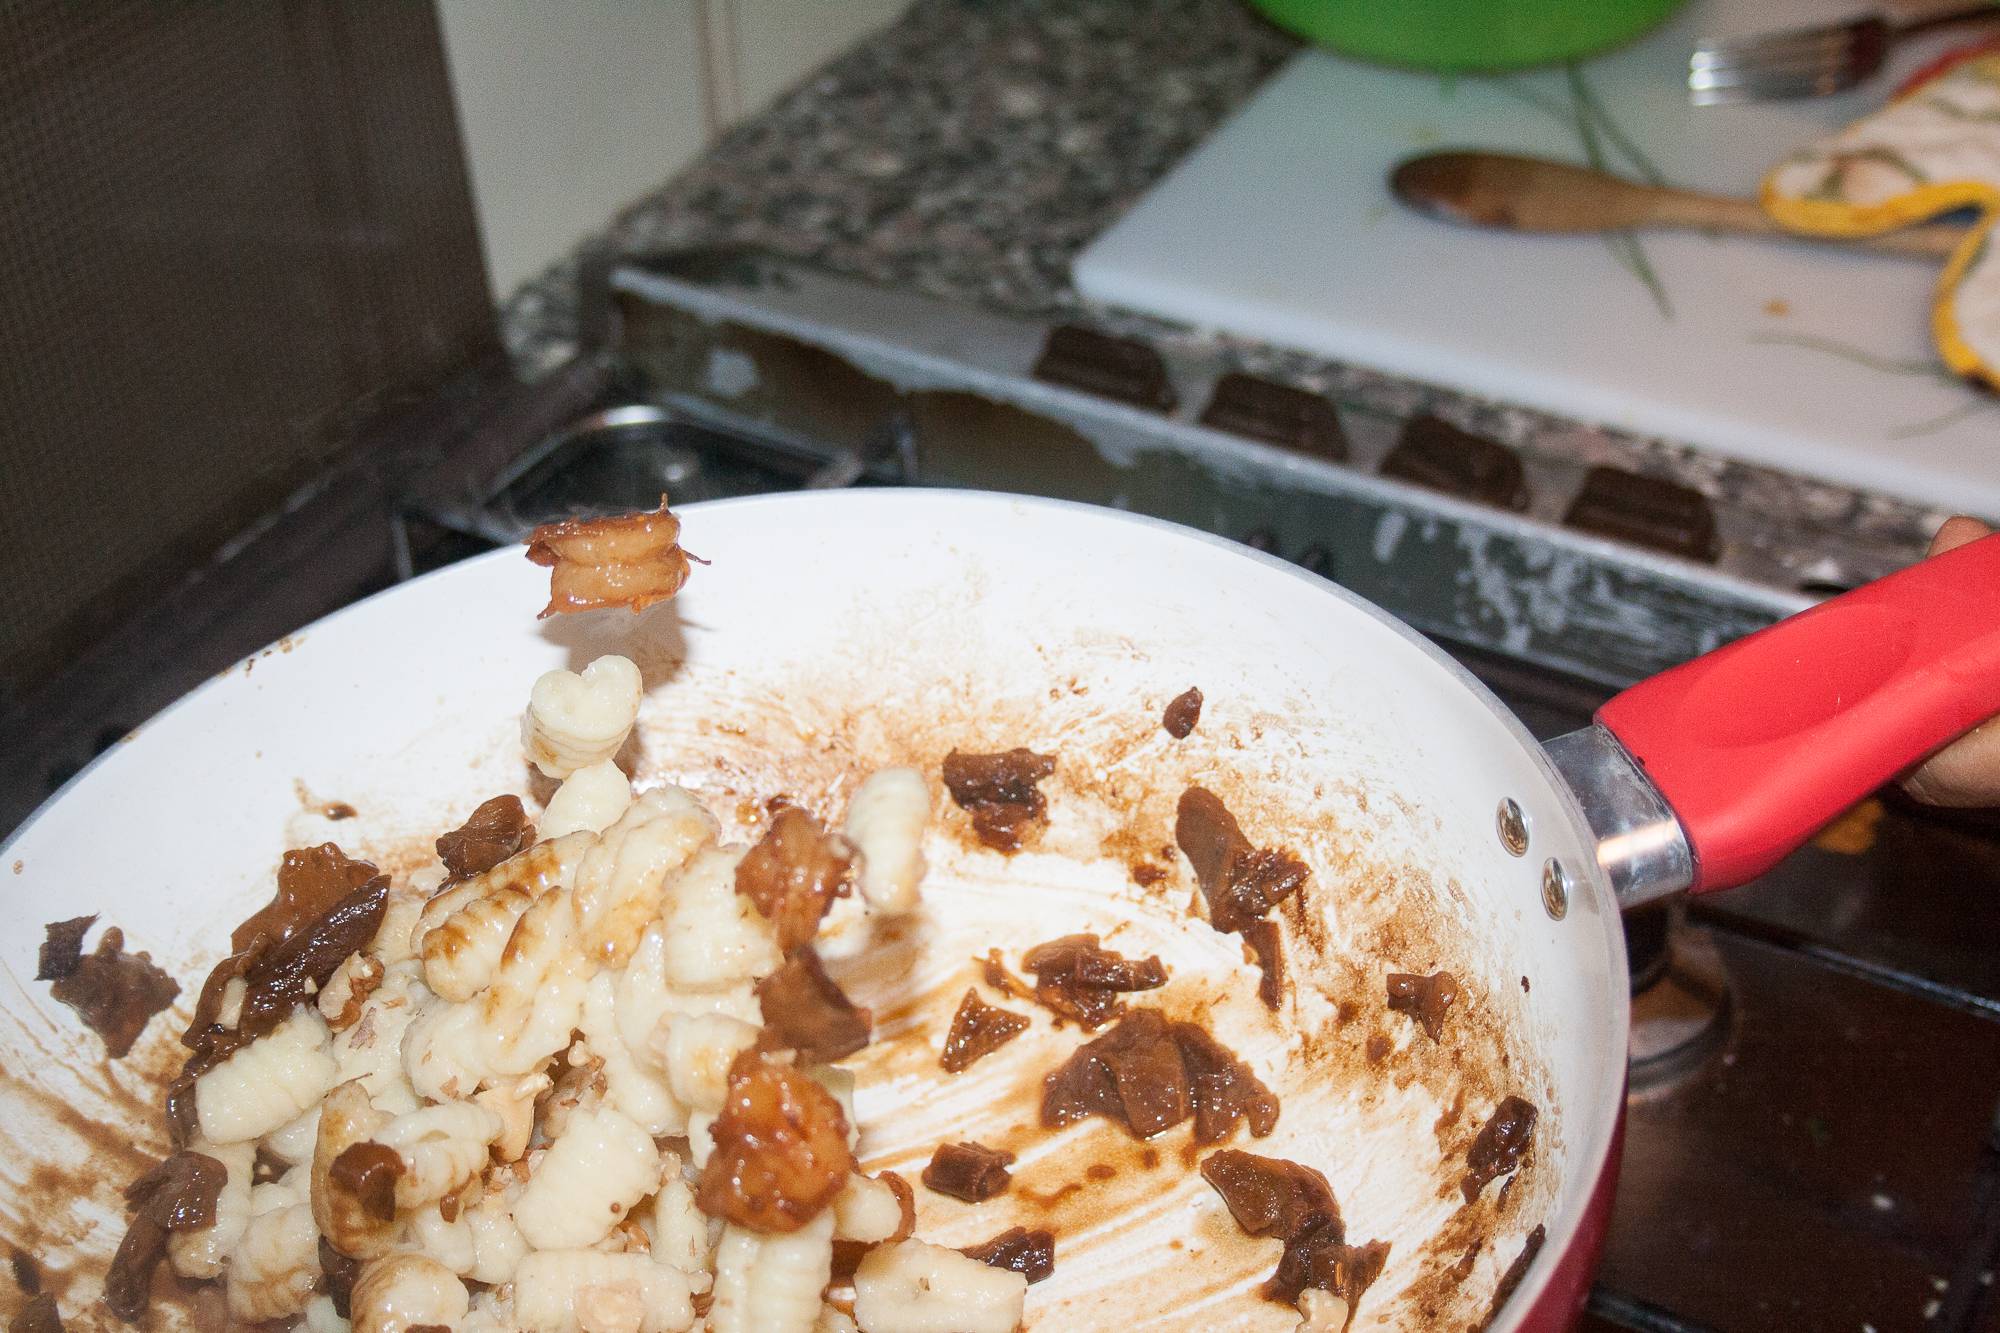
[1688,3,2000,105]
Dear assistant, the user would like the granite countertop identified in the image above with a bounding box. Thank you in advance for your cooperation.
[501,0,1950,558]
[503,0,1295,373]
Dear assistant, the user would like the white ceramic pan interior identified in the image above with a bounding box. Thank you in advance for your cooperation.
[0,490,1625,1330]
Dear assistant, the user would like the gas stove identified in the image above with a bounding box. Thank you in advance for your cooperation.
[8,247,1998,1331]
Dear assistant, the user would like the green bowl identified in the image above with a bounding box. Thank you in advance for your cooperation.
[1248,0,1691,72]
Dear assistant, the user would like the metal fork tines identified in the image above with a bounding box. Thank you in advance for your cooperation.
[1691,4,2000,105]
[1689,15,1891,104]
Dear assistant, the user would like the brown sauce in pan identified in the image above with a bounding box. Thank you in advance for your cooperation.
[756,947,872,1063]
[939,989,1029,1073]
[38,923,179,1060]
[1021,934,1167,1030]
[1173,787,1308,934]
[1463,1097,1538,1203]
[1162,687,1204,739]
[962,1226,1056,1283]
[433,795,534,879]
[942,747,1057,851]
[1199,1148,1391,1313]
[921,1142,1015,1202]
[1386,970,1460,1043]
[1040,1008,1278,1144]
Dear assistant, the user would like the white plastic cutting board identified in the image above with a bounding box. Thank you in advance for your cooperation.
[1073,0,2000,515]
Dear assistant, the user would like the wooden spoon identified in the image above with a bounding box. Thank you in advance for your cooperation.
[1390,150,1967,259]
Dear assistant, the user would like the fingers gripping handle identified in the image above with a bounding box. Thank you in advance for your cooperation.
[1595,532,2000,893]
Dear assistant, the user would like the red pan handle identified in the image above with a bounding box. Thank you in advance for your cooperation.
[1595,532,2000,893]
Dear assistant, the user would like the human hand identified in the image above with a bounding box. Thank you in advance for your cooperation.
[1902,516,2000,807]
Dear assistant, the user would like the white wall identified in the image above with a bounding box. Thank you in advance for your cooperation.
[438,0,909,300]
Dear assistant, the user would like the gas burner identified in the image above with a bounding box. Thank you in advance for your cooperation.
[1626,905,1732,1098]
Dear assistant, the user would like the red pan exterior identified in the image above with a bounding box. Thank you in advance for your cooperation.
[1520,1105,1624,1329]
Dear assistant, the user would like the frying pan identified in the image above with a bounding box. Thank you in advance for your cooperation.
[2,490,1995,1330]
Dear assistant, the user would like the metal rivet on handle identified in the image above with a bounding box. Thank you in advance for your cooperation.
[1541,858,1570,921]
[1496,799,1529,857]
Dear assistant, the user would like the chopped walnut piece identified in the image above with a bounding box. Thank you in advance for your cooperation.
[757,948,872,1063]
[961,1227,1055,1284]
[1385,970,1460,1043]
[920,1142,1015,1202]
[435,795,535,879]
[318,950,385,1032]
[524,500,692,618]
[1021,934,1167,1029]
[735,807,856,953]
[941,747,1056,851]
[1174,787,1309,934]
[697,1051,856,1232]
[940,989,1029,1073]
[1462,1096,1538,1203]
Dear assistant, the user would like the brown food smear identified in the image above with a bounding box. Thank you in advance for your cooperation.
[1242,920,1285,1011]
[1462,1096,1538,1203]
[33,917,94,983]
[319,1237,360,1318]
[40,923,179,1060]
[329,1142,404,1223]
[1174,787,1309,935]
[939,989,1029,1073]
[10,1249,39,1295]
[1162,687,1204,739]
[1385,970,1460,1043]
[697,1051,855,1232]
[1130,862,1167,887]
[1200,1149,1391,1313]
[756,948,872,1064]
[941,747,1056,852]
[9,1295,61,1333]
[104,1151,226,1321]
[231,842,384,957]
[979,950,1032,1001]
[1479,1225,1547,1328]
[1200,1149,1338,1241]
[524,500,692,618]
[434,795,535,879]
[1021,934,1167,1030]
[1040,1008,1277,1144]
[920,1142,1014,1203]
[735,808,855,953]
[962,1226,1056,1284]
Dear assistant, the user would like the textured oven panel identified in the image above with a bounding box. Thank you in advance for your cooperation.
[0,0,493,698]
